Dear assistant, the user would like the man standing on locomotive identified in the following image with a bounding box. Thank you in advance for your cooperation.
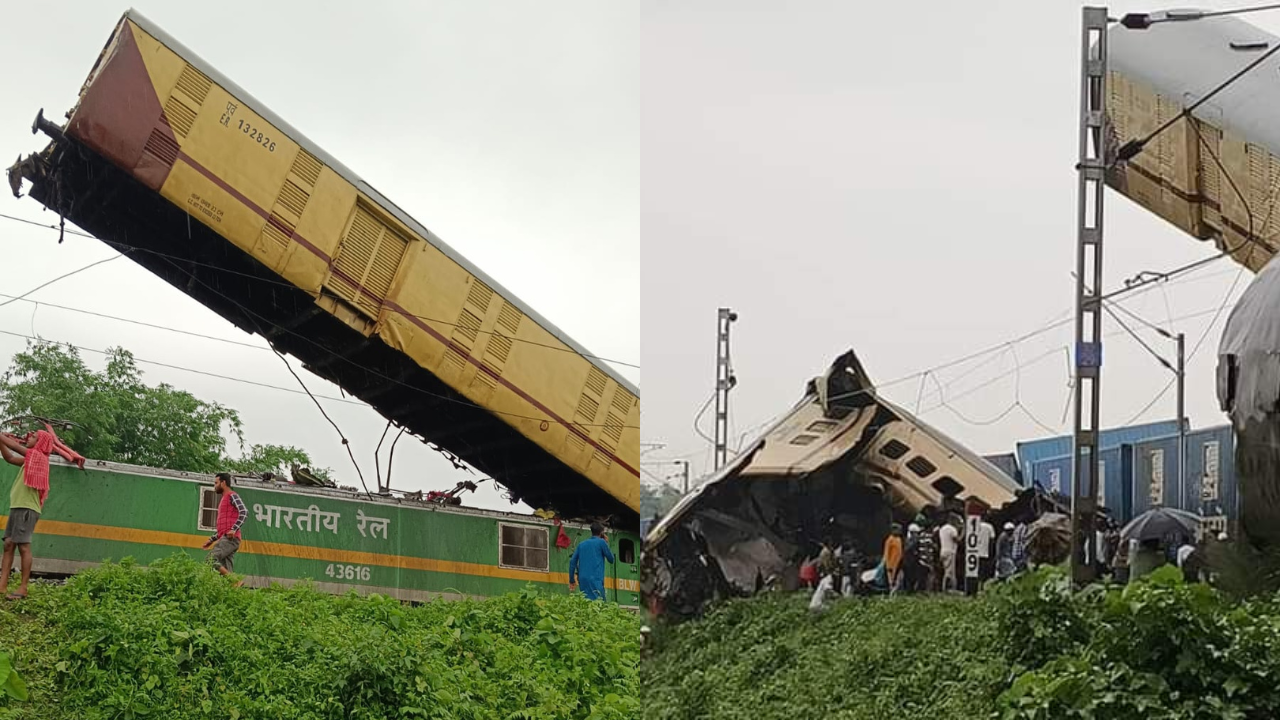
[569,523,616,601]
[202,472,248,587]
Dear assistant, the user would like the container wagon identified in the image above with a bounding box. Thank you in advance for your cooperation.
[0,458,641,608]
[7,9,639,525]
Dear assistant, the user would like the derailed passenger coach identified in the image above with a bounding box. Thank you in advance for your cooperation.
[642,350,1021,619]
[7,9,638,526]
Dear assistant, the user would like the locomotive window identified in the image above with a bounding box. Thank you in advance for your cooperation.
[499,523,549,572]
[197,487,218,531]
[619,538,636,564]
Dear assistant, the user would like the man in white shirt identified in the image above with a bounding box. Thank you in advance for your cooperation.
[977,516,996,583]
[938,522,959,592]
[809,571,840,612]
[1176,541,1195,568]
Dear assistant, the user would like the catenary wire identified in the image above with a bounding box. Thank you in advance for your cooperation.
[267,344,373,499]
[0,328,365,406]
[0,212,639,370]
[150,251,639,430]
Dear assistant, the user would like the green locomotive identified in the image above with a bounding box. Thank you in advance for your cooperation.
[0,458,640,607]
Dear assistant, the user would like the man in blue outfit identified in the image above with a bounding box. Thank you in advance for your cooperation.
[568,523,615,601]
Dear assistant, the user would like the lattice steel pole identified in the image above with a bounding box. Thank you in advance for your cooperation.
[1072,7,1109,585]
[713,307,737,470]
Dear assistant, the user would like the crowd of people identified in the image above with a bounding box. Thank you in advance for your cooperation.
[801,509,1226,611]
[801,511,1027,611]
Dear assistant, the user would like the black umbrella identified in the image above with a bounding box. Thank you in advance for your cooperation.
[1120,507,1200,544]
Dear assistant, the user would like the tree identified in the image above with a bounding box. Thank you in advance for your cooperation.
[0,340,332,478]
[641,482,684,520]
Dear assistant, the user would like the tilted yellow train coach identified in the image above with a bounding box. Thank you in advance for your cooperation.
[8,9,639,525]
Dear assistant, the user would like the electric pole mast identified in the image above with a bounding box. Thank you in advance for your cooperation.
[1176,332,1186,509]
[713,307,738,471]
[1071,6,1109,585]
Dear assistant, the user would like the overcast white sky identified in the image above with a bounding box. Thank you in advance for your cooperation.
[641,1,1276,490]
[0,0,638,512]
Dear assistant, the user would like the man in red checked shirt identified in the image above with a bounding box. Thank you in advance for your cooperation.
[201,472,248,587]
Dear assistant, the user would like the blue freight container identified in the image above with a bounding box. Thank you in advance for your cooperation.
[1183,425,1236,538]
[1028,448,1131,521]
[1131,435,1181,515]
[1030,455,1073,495]
[1016,420,1182,476]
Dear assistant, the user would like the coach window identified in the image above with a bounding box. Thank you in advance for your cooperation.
[619,538,635,564]
[499,523,549,572]
[197,486,218,531]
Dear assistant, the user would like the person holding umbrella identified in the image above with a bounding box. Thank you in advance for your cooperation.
[1119,507,1201,582]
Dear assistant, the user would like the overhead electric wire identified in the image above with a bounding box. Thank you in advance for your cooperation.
[0,327,365,406]
[0,211,641,429]
[155,255,638,429]
[1125,3,1280,25]
[1102,302,1174,370]
[0,254,124,310]
[1114,120,1261,427]
[0,271,638,429]
[0,212,639,370]
[268,345,373,500]
[0,292,265,350]
[1111,38,1280,169]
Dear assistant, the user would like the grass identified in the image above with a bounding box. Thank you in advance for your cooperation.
[642,591,1008,719]
[0,555,639,720]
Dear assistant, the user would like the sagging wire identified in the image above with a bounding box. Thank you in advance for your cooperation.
[373,419,393,493]
[914,370,930,414]
[268,345,373,500]
[0,253,123,310]
[690,389,716,446]
[1158,281,1176,335]
[385,426,406,490]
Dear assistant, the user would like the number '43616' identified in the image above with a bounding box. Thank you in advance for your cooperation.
[325,564,370,582]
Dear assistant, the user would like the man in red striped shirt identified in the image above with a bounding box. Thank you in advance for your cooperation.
[201,473,247,587]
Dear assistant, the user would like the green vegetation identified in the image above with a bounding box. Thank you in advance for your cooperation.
[643,566,1280,719]
[0,341,331,480]
[643,591,1006,718]
[0,555,638,719]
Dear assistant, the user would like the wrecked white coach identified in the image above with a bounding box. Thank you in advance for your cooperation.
[642,350,1023,619]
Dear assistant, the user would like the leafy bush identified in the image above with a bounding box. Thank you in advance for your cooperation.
[987,565,1095,671]
[642,591,1007,719]
[0,555,638,720]
[995,565,1280,719]
[646,566,1280,719]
